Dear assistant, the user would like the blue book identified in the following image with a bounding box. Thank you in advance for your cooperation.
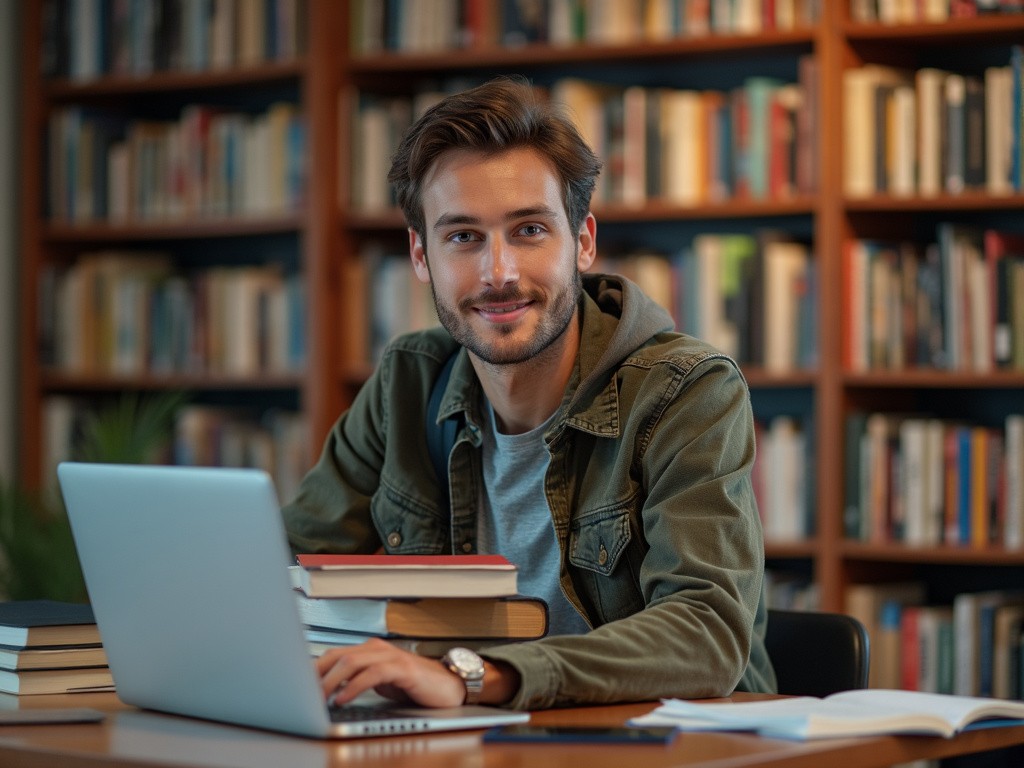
[743,77,783,199]
[1011,46,1023,190]
[956,427,973,545]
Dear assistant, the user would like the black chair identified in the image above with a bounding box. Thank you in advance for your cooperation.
[765,608,870,697]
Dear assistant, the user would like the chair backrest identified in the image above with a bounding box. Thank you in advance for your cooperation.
[765,609,870,697]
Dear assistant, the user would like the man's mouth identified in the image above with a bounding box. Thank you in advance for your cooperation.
[475,301,532,322]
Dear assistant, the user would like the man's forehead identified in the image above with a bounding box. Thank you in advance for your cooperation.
[421,149,566,228]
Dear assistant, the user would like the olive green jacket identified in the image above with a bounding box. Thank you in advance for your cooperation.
[283,273,776,709]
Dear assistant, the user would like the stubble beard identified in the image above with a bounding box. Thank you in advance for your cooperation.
[431,266,583,366]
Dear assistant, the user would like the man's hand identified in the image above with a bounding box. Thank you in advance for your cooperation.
[315,638,520,708]
[316,638,468,708]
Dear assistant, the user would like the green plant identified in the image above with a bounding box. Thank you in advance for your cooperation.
[0,484,85,602]
[0,392,185,601]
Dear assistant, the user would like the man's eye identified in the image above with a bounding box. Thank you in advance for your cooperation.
[450,231,477,244]
[519,224,544,236]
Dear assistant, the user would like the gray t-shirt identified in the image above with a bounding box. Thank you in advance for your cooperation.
[476,399,590,637]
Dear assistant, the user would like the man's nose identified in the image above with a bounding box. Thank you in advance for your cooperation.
[481,237,519,287]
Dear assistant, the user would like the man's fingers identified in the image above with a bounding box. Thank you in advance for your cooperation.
[314,639,466,708]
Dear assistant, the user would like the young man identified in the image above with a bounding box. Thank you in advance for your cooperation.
[282,77,776,710]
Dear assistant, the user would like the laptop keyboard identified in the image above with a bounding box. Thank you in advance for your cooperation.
[328,704,416,723]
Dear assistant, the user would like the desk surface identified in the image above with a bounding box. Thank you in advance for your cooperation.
[0,692,1022,768]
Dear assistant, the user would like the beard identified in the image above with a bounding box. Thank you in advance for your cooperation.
[430,266,583,366]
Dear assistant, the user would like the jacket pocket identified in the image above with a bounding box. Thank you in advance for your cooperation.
[370,484,448,554]
[568,506,632,576]
[568,503,648,624]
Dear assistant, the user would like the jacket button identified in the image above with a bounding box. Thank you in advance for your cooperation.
[461,541,473,553]
[387,532,402,548]
[598,544,608,566]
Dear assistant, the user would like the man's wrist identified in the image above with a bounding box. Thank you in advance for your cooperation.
[480,659,519,706]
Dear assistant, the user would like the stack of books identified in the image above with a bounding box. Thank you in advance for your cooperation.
[0,600,113,695]
[289,554,548,658]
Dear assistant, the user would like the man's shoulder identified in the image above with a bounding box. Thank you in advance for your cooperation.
[627,331,741,378]
[380,328,459,367]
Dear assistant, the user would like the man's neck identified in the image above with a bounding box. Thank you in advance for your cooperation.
[472,319,580,436]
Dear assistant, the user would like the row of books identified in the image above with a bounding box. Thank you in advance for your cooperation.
[843,412,1024,549]
[349,0,821,55]
[846,583,1024,701]
[42,397,310,504]
[342,249,440,366]
[48,102,306,223]
[843,226,1024,373]
[173,404,309,503]
[753,416,813,543]
[764,570,819,611]
[553,67,818,207]
[290,554,548,659]
[40,255,307,377]
[850,0,1024,24]
[43,0,307,81]
[843,49,1024,198]
[599,234,817,372]
[0,601,111,695]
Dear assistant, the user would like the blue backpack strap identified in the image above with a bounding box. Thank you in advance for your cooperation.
[426,351,460,510]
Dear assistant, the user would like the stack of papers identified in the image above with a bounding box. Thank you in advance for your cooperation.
[628,689,1024,741]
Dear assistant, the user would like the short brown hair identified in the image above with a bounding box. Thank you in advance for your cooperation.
[388,76,602,239]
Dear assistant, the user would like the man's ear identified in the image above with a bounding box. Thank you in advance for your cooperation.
[576,213,597,272]
[409,228,431,284]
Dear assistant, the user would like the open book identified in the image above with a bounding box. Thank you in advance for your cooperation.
[628,690,1024,740]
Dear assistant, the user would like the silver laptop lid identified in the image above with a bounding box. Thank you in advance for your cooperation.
[59,463,335,738]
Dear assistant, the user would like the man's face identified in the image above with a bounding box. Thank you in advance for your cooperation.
[409,147,596,366]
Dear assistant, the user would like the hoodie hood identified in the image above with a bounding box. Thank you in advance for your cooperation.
[573,272,676,409]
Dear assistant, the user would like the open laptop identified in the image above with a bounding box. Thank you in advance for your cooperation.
[57,462,530,739]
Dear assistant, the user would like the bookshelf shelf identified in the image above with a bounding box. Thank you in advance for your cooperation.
[843,16,1024,43]
[43,216,304,243]
[845,193,1024,213]
[40,373,305,392]
[765,540,821,559]
[842,371,1024,388]
[841,541,1024,566]
[349,31,816,75]
[44,60,306,100]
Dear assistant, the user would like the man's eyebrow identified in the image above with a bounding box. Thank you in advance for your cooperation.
[433,213,479,231]
[431,206,560,232]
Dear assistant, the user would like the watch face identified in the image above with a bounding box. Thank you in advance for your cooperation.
[448,647,485,677]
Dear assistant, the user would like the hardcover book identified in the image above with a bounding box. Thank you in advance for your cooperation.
[293,554,518,599]
[0,601,101,649]
[295,594,547,640]
[0,666,113,696]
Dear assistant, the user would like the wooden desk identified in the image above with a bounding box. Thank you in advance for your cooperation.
[0,692,1021,768]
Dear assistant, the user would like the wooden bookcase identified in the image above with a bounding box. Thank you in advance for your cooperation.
[18,2,1024,628]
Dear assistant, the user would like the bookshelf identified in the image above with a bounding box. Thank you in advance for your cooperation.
[18,0,343,502]
[19,1,1024,693]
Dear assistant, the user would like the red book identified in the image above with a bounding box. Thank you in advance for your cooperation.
[293,554,519,599]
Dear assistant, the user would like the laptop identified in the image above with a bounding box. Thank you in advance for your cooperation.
[57,462,530,739]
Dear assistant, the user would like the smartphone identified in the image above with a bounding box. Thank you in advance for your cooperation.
[482,724,677,744]
[0,708,105,725]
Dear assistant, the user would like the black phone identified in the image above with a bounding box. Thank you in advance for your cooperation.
[482,724,677,744]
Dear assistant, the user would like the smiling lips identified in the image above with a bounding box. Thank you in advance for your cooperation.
[476,300,532,322]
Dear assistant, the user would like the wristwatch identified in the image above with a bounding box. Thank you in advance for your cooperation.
[441,647,485,705]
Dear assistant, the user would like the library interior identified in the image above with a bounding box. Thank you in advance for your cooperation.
[1,1,1023,766]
